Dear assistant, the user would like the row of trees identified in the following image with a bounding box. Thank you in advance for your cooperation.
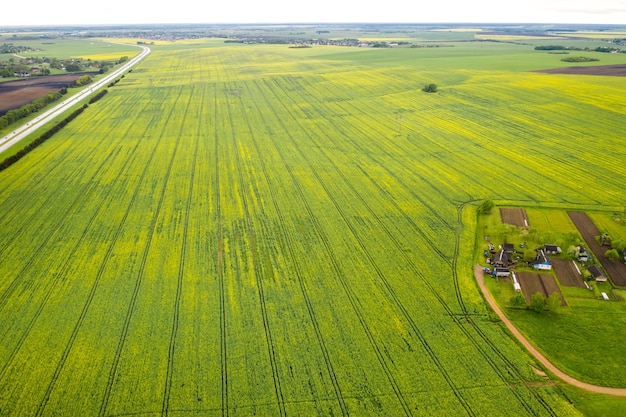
[88,89,108,104]
[510,292,560,313]
[0,105,87,172]
[535,45,622,54]
[0,88,67,129]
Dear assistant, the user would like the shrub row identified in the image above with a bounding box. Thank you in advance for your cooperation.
[88,89,108,104]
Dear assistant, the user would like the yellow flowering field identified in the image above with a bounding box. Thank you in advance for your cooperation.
[2,38,626,416]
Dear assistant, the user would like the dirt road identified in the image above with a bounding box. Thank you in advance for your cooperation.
[474,264,626,396]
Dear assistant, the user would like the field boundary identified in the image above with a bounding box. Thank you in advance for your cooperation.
[474,264,626,396]
[568,211,626,286]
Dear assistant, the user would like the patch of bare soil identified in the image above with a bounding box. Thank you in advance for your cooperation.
[533,64,626,77]
[0,73,96,116]
[568,211,626,286]
[500,208,529,227]
[517,271,566,306]
[552,258,585,288]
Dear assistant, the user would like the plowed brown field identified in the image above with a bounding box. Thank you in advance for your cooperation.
[533,64,626,77]
[568,211,626,286]
[0,73,96,116]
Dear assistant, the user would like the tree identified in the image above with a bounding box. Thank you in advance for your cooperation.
[509,293,526,307]
[422,83,438,93]
[605,248,620,262]
[478,199,494,215]
[545,292,561,311]
[49,58,62,70]
[610,238,626,255]
[530,292,546,313]
[65,63,81,72]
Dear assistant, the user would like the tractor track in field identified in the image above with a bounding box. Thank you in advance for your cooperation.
[225,85,287,417]
[269,78,536,416]
[273,79,544,413]
[260,77,560,415]
[0,88,153,304]
[213,84,229,417]
[291,77,458,232]
[32,106,163,417]
[99,88,186,417]
[269,79,483,413]
[0,137,136,389]
[455,205,557,416]
[258,78,465,416]
[161,86,198,417]
[289,75,562,414]
[239,83,349,416]
[275,77,455,268]
[254,79,414,415]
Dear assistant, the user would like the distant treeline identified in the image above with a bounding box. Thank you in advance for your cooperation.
[0,88,67,129]
[0,105,87,172]
[535,45,622,53]
[225,37,421,48]
[561,56,600,62]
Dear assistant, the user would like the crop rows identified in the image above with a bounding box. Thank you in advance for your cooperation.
[2,43,622,416]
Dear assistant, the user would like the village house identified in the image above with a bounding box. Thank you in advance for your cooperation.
[588,265,608,283]
[490,250,509,267]
[533,249,552,270]
[544,244,562,255]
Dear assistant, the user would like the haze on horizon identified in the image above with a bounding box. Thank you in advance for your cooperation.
[1,0,626,27]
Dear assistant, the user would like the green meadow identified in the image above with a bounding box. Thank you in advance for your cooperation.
[0,36,140,61]
[1,31,626,416]
[479,207,626,386]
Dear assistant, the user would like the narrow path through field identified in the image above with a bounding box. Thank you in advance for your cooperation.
[474,264,626,396]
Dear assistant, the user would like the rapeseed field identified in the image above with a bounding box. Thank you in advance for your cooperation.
[1,37,625,416]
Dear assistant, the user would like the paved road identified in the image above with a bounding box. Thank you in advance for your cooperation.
[474,264,626,396]
[0,44,150,155]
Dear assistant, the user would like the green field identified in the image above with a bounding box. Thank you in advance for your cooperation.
[1,32,626,416]
[478,206,626,386]
[0,37,140,61]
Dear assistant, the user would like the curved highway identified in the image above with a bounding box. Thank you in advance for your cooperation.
[0,43,150,154]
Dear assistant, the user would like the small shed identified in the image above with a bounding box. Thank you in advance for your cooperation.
[511,272,521,292]
[588,266,607,283]
[544,244,562,255]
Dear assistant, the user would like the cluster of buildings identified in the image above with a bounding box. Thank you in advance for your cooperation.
[485,241,611,284]
[486,243,563,277]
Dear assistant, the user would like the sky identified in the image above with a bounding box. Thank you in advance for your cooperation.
[1,0,626,27]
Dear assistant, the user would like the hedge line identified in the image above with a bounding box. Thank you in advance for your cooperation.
[88,89,108,104]
[0,104,88,172]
